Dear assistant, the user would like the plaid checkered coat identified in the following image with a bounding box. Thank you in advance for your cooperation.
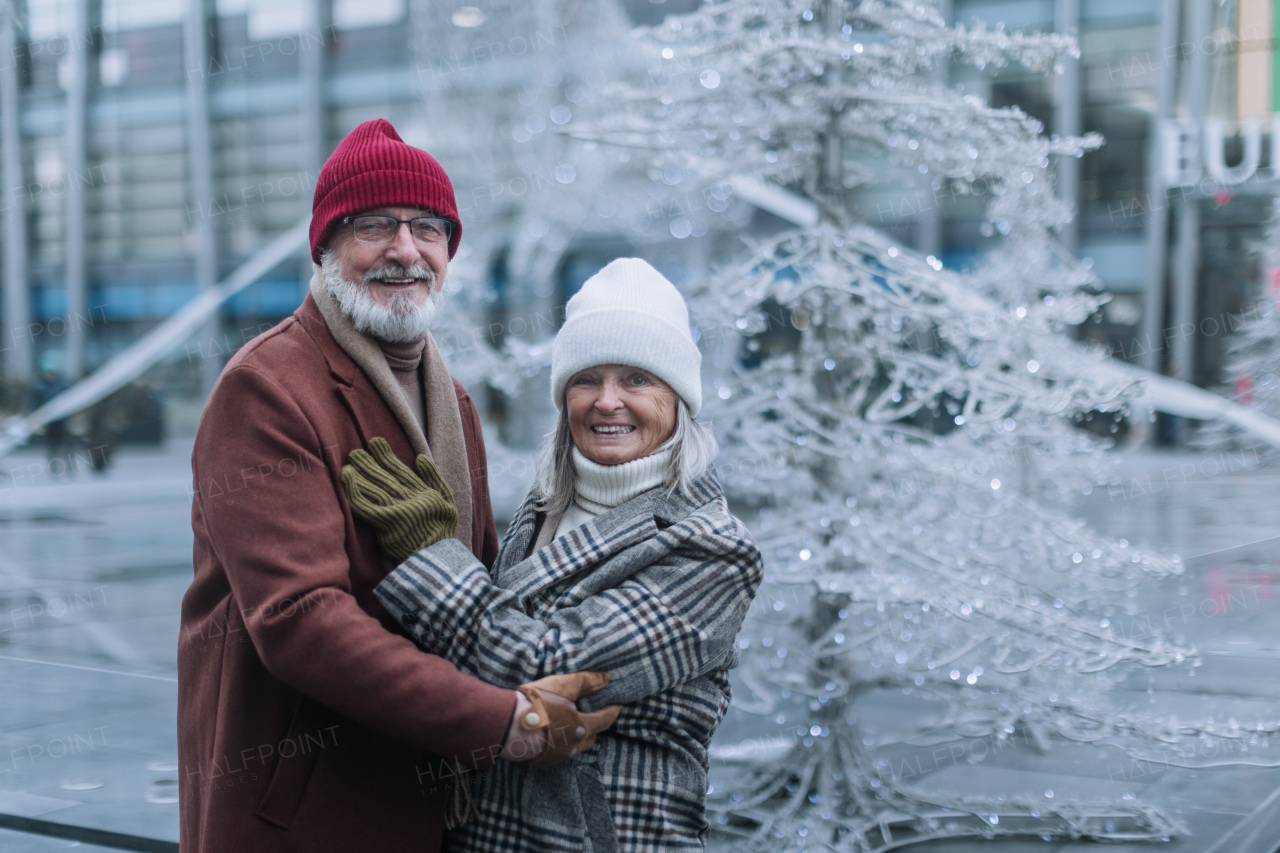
[374,469,762,853]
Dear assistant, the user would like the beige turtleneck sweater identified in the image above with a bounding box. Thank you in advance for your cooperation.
[377,335,428,430]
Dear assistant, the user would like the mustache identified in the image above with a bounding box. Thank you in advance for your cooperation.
[363,264,436,285]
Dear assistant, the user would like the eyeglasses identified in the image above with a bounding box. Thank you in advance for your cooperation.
[343,215,453,245]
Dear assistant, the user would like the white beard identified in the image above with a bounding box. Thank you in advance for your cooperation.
[320,251,445,343]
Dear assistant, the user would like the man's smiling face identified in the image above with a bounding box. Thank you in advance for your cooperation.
[321,205,451,342]
[331,204,449,307]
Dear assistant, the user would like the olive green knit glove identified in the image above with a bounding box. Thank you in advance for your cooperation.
[341,437,459,563]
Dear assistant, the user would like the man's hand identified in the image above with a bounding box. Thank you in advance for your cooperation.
[502,672,621,768]
[341,437,459,562]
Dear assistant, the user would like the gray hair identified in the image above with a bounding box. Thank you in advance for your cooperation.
[533,400,718,517]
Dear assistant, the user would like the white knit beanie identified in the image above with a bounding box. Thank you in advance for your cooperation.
[551,258,702,415]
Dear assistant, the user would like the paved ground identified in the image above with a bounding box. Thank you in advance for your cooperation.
[0,437,1278,851]
[0,439,190,850]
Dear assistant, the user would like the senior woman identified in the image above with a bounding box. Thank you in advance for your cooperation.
[341,258,762,852]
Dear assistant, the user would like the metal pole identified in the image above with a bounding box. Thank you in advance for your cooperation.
[1171,0,1211,393]
[1054,0,1081,253]
[1138,0,1181,376]
[184,0,219,395]
[299,0,328,293]
[0,0,32,381]
[300,0,329,180]
[1171,198,1200,380]
[64,0,89,379]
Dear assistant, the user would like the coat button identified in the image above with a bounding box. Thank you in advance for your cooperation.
[524,712,541,727]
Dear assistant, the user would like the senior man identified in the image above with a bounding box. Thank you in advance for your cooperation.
[178,119,613,852]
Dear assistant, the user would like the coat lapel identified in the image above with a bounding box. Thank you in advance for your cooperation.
[495,468,725,601]
[492,493,540,581]
[335,383,377,448]
[296,294,421,474]
[500,505,659,603]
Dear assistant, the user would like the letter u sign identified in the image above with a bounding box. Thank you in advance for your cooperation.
[1161,114,1280,187]
[1204,116,1262,183]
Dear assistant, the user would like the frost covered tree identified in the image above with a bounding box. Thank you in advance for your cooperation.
[573,1,1227,848]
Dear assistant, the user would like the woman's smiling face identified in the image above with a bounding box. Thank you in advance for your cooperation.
[565,365,678,466]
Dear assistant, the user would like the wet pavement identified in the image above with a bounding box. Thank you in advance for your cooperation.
[0,438,1278,851]
[0,440,189,850]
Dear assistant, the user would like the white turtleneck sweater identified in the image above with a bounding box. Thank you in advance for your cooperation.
[548,447,673,542]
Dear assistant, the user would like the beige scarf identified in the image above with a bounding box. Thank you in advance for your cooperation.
[310,267,473,549]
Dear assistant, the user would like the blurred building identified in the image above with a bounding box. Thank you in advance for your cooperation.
[0,0,678,439]
[866,0,1278,396]
[0,0,419,402]
[0,0,1275,439]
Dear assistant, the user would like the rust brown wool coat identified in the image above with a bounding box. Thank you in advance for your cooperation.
[179,293,514,853]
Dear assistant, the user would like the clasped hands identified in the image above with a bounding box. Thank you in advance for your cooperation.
[341,438,620,767]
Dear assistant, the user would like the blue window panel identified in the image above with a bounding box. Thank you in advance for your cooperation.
[1082,0,1158,23]
[954,0,1053,31]
[34,287,67,320]
[153,282,199,317]
[96,284,147,320]
[258,278,306,316]
[225,277,305,317]
[36,279,305,324]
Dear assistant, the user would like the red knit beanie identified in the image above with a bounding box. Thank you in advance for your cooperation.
[310,119,461,262]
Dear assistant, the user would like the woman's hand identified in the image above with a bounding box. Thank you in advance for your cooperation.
[341,437,459,562]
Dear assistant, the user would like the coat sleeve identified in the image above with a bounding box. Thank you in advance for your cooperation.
[191,364,514,770]
[373,517,763,708]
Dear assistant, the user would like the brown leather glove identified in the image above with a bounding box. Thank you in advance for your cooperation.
[511,672,621,769]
